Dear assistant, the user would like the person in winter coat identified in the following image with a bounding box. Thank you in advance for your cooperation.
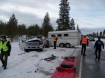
[80,36,88,56]
[94,37,104,61]
[0,39,1,60]
[0,36,11,69]
[52,35,57,49]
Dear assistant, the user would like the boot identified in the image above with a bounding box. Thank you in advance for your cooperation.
[4,66,6,69]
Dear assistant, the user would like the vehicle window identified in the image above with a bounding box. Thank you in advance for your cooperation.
[64,34,68,36]
[51,35,55,37]
[57,34,62,37]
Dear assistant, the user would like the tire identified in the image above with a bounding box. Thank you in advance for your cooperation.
[45,40,49,47]
[24,49,29,52]
[66,43,71,48]
[43,45,45,48]
[61,63,74,68]
[40,49,43,51]
[59,43,64,48]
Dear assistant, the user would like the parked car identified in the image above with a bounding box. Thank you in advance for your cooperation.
[89,37,95,41]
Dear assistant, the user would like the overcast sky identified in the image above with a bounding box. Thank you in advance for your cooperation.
[0,0,105,34]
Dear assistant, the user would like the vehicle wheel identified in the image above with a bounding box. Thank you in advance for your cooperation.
[43,45,45,48]
[24,49,29,52]
[40,49,43,51]
[45,40,49,48]
[59,43,64,48]
[66,43,71,48]
[61,63,74,68]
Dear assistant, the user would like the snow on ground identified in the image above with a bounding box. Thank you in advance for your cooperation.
[0,42,80,78]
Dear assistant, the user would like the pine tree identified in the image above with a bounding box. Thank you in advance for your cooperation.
[0,20,6,35]
[34,24,41,36]
[18,24,26,37]
[27,26,35,37]
[70,18,75,30]
[93,32,95,36]
[97,31,98,36]
[100,31,102,36]
[6,13,18,40]
[77,25,79,30]
[103,30,105,36]
[56,0,71,30]
[41,12,53,37]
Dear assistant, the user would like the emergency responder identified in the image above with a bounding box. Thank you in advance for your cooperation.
[80,35,88,56]
[0,36,11,69]
[94,37,104,61]
[0,39,1,60]
[53,35,57,49]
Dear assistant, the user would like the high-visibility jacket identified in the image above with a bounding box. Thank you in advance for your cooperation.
[0,41,8,52]
[53,36,57,41]
[82,37,88,44]
[0,41,2,50]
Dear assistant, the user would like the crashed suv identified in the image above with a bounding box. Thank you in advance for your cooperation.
[24,38,43,52]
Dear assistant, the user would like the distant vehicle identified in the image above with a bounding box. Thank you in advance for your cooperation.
[89,37,95,41]
[19,37,44,52]
[48,30,81,48]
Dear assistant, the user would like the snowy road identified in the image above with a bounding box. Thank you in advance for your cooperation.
[0,42,80,78]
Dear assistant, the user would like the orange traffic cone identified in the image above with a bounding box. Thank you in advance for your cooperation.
[76,74,79,78]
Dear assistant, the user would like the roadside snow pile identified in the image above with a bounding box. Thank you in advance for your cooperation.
[35,55,62,75]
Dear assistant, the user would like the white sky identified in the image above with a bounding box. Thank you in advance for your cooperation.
[0,0,105,34]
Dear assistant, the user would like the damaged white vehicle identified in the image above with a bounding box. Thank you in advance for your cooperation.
[19,38,43,52]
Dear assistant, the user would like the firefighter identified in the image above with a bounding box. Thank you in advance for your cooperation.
[80,36,88,56]
[94,37,104,61]
[0,36,11,69]
[52,35,57,49]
